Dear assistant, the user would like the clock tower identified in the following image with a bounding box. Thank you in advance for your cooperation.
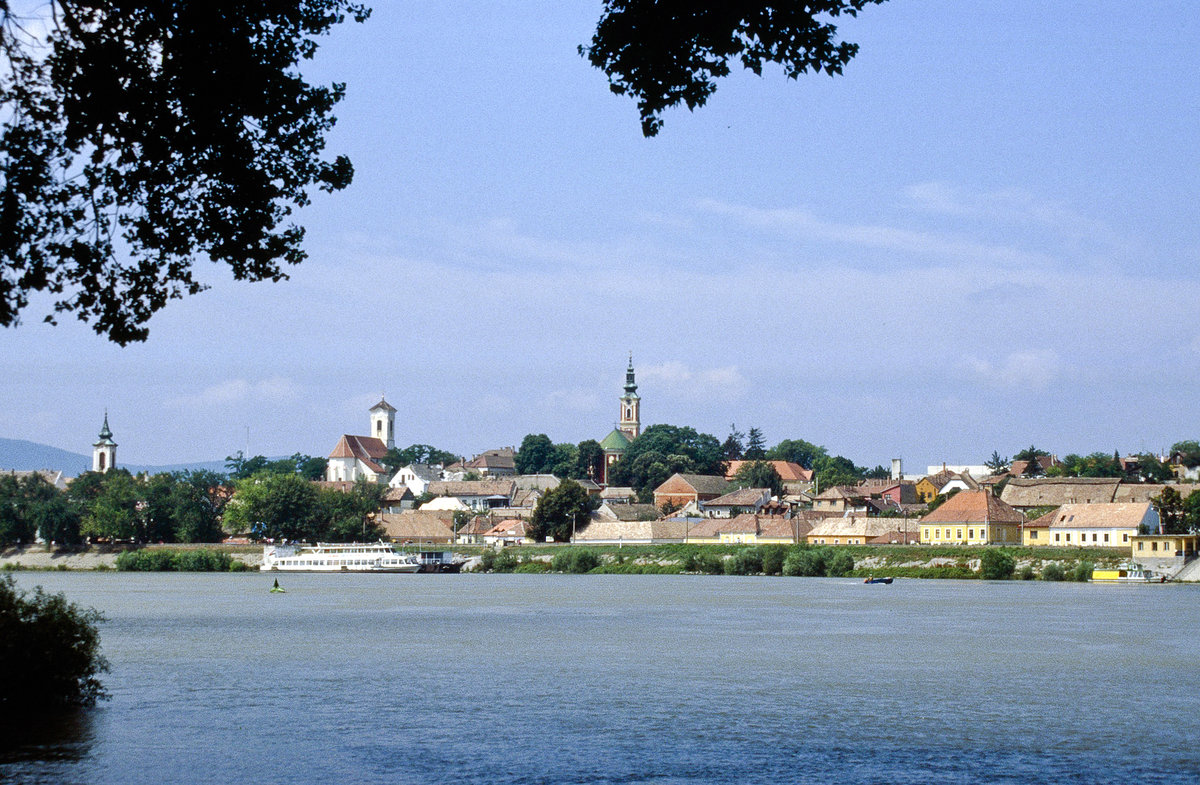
[618,355,640,439]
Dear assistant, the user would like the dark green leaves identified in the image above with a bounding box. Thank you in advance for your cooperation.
[581,1,887,136]
[0,1,369,343]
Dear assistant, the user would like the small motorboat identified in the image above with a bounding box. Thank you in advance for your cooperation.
[863,577,893,584]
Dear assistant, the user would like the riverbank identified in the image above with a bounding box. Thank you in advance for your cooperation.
[4,542,1189,581]
[0,544,263,571]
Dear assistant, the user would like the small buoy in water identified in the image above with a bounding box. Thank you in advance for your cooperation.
[270,578,285,593]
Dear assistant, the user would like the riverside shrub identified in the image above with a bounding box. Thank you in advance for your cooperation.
[783,549,826,577]
[760,546,787,576]
[689,551,725,575]
[979,549,1016,580]
[115,548,234,571]
[725,548,763,575]
[552,548,601,574]
[1070,561,1094,582]
[1041,562,1066,581]
[825,550,855,577]
[0,576,108,709]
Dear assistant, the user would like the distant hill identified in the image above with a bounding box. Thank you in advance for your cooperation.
[0,437,228,477]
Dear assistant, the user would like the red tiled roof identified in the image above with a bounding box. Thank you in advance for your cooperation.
[328,434,389,473]
[920,490,1023,525]
[725,460,813,483]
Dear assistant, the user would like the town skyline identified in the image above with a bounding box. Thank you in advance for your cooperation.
[3,1,1198,471]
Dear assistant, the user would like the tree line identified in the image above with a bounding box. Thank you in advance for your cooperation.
[511,424,882,503]
[0,451,384,548]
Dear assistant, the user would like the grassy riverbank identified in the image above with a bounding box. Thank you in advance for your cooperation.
[467,543,1130,580]
[2,542,1132,580]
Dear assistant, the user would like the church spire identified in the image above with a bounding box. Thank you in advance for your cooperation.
[619,355,641,439]
[92,411,117,473]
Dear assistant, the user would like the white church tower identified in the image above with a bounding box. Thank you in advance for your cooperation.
[369,398,396,450]
[92,412,117,473]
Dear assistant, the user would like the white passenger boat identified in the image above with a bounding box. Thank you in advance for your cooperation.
[260,541,421,573]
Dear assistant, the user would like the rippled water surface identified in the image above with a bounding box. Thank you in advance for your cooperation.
[3,573,1198,784]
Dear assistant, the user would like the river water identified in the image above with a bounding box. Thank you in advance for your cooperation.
[2,573,1197,784]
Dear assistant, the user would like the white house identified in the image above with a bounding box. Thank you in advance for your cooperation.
[389,463,440,496]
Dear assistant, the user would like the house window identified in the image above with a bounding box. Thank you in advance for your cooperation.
[968,529,974,539]
[956,529,962,539]
[1122,534,1129,543]
[1104,533,1109,542]
[1137,542,1144,551]
[1152,542,1158,551]
[1030,530,1038,539]
[1055,533,1061,542]
[1065,533,1071,542]
[935,529,940,538]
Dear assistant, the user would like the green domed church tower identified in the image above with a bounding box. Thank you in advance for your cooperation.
[600,356,641,485]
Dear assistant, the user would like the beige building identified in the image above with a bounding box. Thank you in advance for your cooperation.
[1022,502,1156,548]
[806,516,894,546]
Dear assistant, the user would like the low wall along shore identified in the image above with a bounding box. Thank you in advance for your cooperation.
[3,543,1194,581]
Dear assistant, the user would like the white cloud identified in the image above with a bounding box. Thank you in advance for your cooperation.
[963,351,1061,390]
[172,377,299,408]
[639,362,748,401]
[694,197,1048,268]
[903,181,1109,234]
[541,389,601,413]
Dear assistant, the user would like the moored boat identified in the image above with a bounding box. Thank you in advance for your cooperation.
[1090,562,1161,583]
[863,576,893,584]
[260,541,421,573]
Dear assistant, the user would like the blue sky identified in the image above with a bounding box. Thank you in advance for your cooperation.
[3,1,1199,472]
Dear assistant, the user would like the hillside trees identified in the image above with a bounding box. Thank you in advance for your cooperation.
[766,438,825,469]
[1046,453,1122,478]
[382,444,460,472]
[730,460,783,497]
[225,451,327,481]
[526,480,598,544]
[722,425,745,461]
[744,427,767,460]
[223,472,321,541]
[605,424,724,500]
[1170,441,1200,468]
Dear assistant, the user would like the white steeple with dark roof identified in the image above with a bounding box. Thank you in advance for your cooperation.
[92,412,117,473]
[369,396,396,449]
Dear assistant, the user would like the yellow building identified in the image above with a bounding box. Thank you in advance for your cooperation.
[1130,534,1199,560]
[919,490,1023,545]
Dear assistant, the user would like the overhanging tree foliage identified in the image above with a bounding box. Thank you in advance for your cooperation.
[3,2,887,340]
[582,1,888,136]
[0,575,109,709]
[0,1,369,343]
